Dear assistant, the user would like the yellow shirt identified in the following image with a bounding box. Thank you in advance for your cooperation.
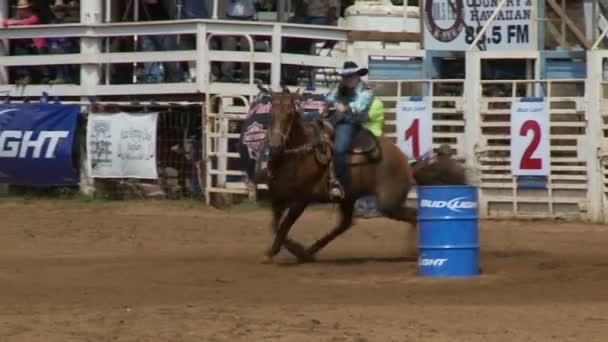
[364,98,384,137]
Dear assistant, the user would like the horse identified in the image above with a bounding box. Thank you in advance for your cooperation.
[261,89,419,263]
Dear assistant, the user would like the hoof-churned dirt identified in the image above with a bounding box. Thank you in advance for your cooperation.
[1,200,607,341]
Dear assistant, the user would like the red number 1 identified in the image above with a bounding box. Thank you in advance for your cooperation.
[519,120,542,170]
[405,118,420,159]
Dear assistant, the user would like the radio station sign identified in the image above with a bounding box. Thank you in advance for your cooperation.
[423,0,533,51]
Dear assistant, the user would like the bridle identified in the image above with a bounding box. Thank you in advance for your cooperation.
[258,82,329,157]
[271,92,298,149]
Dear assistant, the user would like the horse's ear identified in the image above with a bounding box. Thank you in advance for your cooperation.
[280,82,290,94]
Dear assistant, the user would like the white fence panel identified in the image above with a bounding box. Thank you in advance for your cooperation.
[475,79,590,219]
[589,50,608,222]
[370,79,466,158]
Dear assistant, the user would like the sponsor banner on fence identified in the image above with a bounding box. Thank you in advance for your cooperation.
[239,98,271,179]
[0,103,79,186]
[510,101,550,176]
[87,112,159,179]
[423,0,533,51]
[396,100,433,160]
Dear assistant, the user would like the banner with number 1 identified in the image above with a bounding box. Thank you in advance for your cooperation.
[396,99,433,160]
[510,101,550,176]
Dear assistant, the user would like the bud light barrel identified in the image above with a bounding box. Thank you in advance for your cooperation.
[416,185,479,277]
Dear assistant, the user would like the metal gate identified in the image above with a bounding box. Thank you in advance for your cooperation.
[204,94,254,204]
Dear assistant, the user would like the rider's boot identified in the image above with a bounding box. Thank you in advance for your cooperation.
[328,160,345,201]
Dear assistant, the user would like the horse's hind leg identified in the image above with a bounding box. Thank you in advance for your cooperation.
[381,206,417,224]
[264,202,313,263]
[307,200,355,256]
[377,194,418,258]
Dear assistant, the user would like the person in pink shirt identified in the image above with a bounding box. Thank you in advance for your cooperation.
[3,0,50,85]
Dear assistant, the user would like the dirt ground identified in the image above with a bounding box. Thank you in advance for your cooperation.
[1,199,608,342]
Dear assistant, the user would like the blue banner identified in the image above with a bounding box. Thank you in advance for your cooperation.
[0,103,80,186]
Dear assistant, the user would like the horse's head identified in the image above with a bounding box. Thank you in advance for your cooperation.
[269,92,299,155]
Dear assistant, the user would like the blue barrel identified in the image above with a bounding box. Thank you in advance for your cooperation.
[416,185,479,277]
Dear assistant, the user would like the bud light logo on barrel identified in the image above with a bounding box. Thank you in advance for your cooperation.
[419,258,447,267]
[419,196,477,213]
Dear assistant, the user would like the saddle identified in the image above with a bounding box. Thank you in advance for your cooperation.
[295,97,381,165]
[347,128,382,165]
[312,119,382,166]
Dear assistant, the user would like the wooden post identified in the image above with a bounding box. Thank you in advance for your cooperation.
[79,0,103,196]
[585,50,605,222]
[545,0,591,49]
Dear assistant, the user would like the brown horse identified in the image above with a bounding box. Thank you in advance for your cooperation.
[262,91,419,263]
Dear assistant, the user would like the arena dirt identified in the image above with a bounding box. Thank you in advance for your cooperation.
[1,199,607,341]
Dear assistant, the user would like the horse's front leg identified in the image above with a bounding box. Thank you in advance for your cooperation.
[263,202,314,264]
[269,201,309,259]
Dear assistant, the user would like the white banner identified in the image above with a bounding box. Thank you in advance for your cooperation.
[510,101,550,176]
[87,112,159,179]
[396,100,433,160]
[423,0,533,51]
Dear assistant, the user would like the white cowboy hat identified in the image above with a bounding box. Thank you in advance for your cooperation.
[16,0,32,9]
[340,61,368,78]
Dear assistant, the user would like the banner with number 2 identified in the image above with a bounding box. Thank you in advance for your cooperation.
[396,100,433,160]
[510,101,550,176]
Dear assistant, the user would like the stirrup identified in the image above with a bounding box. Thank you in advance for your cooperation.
[329,181,344,201]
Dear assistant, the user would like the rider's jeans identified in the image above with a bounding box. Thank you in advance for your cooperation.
[334,122,360,184]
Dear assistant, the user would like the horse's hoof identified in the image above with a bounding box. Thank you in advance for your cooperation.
[296,253,316,264]
[260,255,274,264]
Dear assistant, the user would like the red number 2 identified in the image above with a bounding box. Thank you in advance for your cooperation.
[519,120,542,170]
[405,118,420,159]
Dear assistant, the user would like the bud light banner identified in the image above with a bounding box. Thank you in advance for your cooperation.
[0,103,80,186]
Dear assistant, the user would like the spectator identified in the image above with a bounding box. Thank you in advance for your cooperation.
[4,0,51,85]
[220,0,258,83]
[280,3,311,85]
[35,0,55,24]
[295,0,338,25]
[355,98,384,218]
[178,0,210,82]
[48,0,77,84]
[181,0,208,19]
[138,0,184,83]
[65,1,80,23]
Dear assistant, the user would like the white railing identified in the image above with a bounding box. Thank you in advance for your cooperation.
[0,19,347,97]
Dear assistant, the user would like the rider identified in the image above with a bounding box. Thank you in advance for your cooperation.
[325,61,375,200]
